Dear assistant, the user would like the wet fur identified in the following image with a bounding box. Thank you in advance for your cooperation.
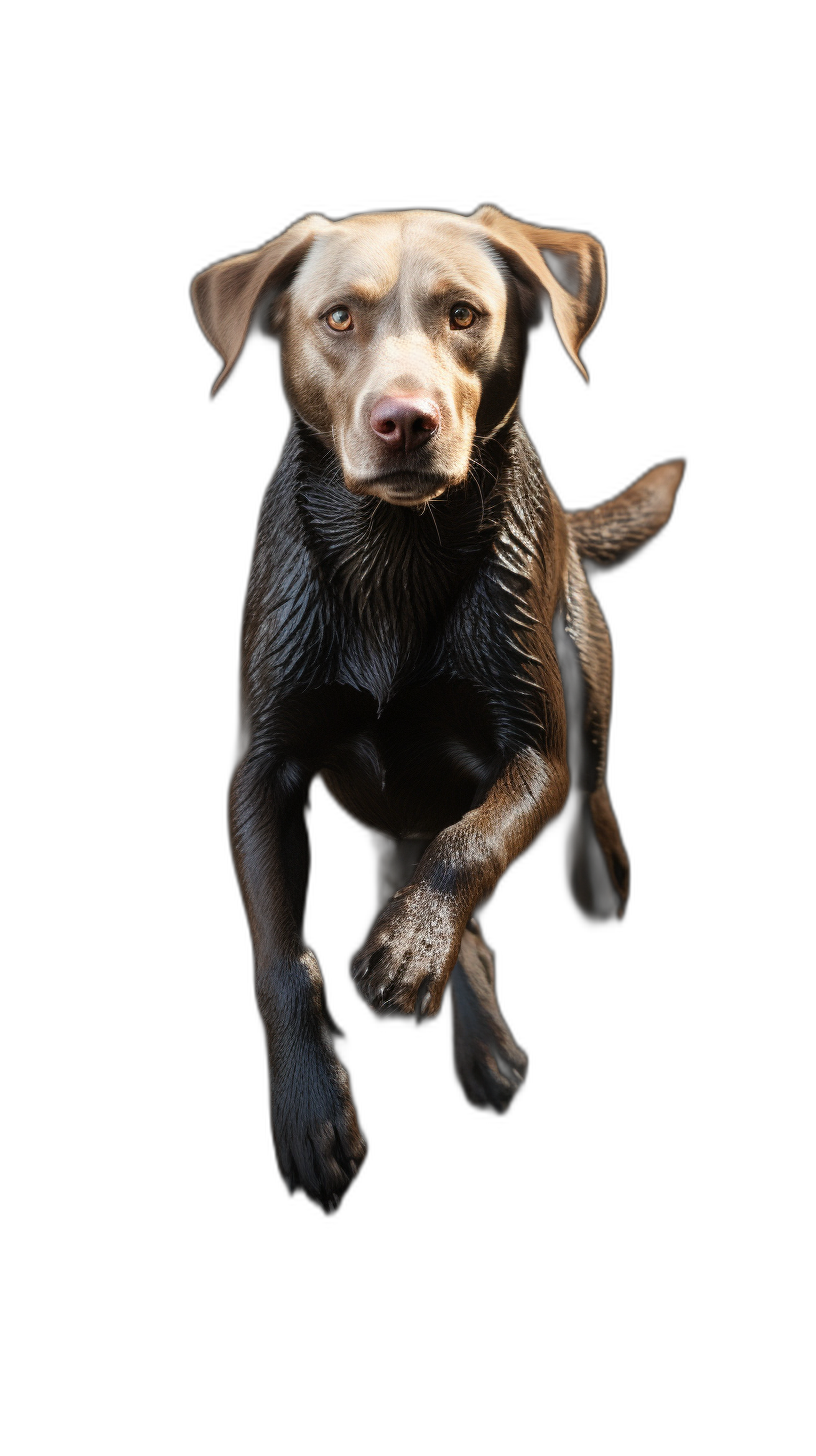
[193,207,683,1210]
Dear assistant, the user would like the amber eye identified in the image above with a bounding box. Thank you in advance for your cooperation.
[327,306,353,332]
[450,303,475,329]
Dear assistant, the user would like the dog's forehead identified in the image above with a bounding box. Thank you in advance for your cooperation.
[293,211,506,307]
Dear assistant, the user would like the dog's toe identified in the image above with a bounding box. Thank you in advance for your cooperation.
[352,884,462,1016]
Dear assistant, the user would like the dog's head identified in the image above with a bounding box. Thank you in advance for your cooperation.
[192,206,605,505]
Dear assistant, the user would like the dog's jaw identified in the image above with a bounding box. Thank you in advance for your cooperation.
[344,469,464,506]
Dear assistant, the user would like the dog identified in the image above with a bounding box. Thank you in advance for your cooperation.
[191,205,683,1211]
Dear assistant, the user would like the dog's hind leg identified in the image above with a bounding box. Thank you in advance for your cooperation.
[451,920,528,1112]
[562,543,630,917]
[377,836,430,907]
[376,837,527,1111]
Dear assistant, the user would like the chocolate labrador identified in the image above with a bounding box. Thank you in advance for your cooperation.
[191,205,683,1210]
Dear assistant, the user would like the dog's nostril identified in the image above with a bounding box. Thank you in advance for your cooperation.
[370,395,441,453]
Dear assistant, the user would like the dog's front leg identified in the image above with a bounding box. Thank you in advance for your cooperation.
[353,747,569,1017]
[231,748,366,1210]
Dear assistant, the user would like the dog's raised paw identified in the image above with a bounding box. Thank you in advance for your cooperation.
[352,884,463,1016]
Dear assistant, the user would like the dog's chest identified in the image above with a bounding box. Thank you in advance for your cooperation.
[321,673,502,837]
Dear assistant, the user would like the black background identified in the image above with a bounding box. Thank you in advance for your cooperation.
[142,116,746,1298]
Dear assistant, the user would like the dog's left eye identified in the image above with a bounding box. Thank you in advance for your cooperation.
[450,304,475,329]
[326,306,353,332]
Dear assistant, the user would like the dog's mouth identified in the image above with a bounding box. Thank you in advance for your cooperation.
[345,469,459,506]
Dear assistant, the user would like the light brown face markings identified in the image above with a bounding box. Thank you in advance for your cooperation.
[280,212,516,504]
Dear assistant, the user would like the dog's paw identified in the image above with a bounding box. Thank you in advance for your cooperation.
[352,883,464,1017]
[454,1032,528,1113]
[271,1050,367,1213]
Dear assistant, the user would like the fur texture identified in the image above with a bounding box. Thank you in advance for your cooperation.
[192,206,683,1209]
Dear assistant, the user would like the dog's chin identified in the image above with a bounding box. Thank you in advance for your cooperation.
[345,470,463,506]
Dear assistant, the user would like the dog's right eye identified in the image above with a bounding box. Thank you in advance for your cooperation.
[450,303,476,329]
[326,307,353,332]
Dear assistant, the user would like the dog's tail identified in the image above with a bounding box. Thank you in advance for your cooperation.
[567,459,685,564]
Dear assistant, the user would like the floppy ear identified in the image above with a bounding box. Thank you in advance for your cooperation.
[191,214,330,394]
[472,204,606,380]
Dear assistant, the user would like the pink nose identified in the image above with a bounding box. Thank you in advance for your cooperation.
[369,395,441,453]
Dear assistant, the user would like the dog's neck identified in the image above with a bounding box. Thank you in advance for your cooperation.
[265,416,551,710]
[293,417,519,628]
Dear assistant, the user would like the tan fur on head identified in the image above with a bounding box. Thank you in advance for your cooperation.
[191,206,607,503]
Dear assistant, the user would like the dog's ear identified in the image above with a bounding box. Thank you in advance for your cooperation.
[191,214,330,394]
[472,205,606,380]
